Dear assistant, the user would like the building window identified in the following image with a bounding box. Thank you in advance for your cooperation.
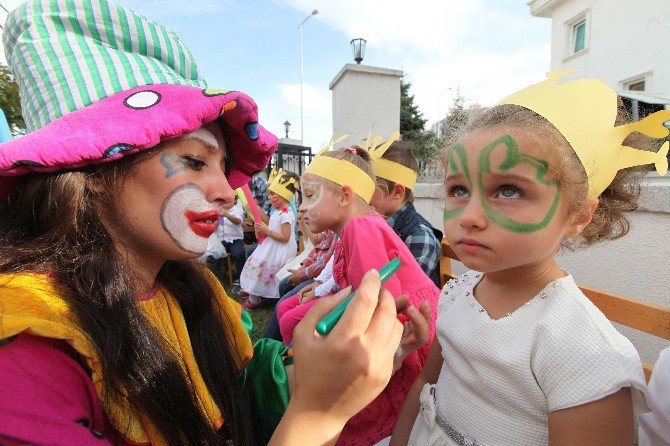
[573,20,586,53]
[564,10,590,59]
[622,74,650,93]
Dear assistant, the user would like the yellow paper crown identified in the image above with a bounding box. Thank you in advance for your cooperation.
[268,168,298,202]
[363,131,418,190]
[303,134,376,203]
[500,70,670,198]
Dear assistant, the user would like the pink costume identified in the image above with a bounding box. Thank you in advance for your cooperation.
[329,214,439,446]
[0,334,124,445]
[276,275,330,344]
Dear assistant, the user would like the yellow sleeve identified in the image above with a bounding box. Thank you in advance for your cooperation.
[199,267,254,369]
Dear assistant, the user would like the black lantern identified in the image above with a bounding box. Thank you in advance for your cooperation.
[350,38,366,64]
[283,120,291,138]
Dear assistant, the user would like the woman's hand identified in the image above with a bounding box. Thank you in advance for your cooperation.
[393,300,431,372]
[270,270,404,445]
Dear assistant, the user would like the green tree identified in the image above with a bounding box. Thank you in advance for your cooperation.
[400,78,426,141]
[0,63,25,135]
[440,91,471,144]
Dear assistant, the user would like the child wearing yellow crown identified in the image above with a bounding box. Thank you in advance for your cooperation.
[240,169,299,309]
[389,72,664,445]
[286,144,438,445]
[368,136,443,286]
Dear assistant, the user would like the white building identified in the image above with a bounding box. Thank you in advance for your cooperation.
[330,64,403,148]
[528,0,670,114]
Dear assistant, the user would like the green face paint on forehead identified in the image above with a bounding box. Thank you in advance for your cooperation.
[443,134,561,233]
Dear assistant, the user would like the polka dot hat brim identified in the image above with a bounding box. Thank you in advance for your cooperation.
[0,84,277,195]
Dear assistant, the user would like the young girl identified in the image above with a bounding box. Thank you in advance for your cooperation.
[282,145,440,444]
[213,196,246,290]
[0,1,411,445]
[240,170,299,309]
[390,73,666,445]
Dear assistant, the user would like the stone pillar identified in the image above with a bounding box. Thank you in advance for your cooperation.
[329,64,403,148]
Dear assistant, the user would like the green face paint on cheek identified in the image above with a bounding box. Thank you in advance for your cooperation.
[443,135,561,234]
[477,135,560,233]
[443,144,471,220]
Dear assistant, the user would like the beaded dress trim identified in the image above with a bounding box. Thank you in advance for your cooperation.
[430,387,486,446]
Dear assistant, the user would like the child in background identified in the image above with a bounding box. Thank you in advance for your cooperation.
[218,196,245,291]
[369,138,442,286]
[280,218,337,297]
[390,73,665,445]
[276,252,339,345]
[240,170,299,309]
[250,172,273,215]
[278,144,440,444]
[262,224,337,341]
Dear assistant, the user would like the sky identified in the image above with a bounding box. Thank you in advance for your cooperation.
[0,0,552,151]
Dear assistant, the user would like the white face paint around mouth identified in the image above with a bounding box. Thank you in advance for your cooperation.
[161,183,217,255]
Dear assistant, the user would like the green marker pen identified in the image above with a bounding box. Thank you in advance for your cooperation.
[316,257,402,336]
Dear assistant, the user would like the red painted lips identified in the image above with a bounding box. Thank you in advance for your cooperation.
[185,210,219,238]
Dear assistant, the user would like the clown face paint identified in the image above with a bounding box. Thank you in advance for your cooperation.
[442,129,575,275]
[299,178,340,234]
[444,134,560,233]
[184,127,220,150]
[300,179,325,221]
[161,183,219,254]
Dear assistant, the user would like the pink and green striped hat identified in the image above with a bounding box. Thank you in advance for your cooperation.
[0,0,277,195]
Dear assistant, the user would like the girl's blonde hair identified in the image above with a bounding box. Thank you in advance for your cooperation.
[303,146,376,201]
[444,104,653,249]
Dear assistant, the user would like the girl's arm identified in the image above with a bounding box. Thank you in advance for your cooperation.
[390,338,443,446]
[548,388,633,445]
[221,210,241,225]
[256,221,291,243]
[270,271,404,445]
[392,300,431,373]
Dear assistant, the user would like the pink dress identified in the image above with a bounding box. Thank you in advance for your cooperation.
[333,214,440,446]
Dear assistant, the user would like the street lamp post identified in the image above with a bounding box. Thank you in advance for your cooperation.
[283,120,291,139]
[350,38,367,64]
[299,9,318,145]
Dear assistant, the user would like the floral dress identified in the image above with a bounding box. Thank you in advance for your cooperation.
[240,209,296,299]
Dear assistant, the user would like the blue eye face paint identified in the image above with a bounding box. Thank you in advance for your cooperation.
[161,152,188,178]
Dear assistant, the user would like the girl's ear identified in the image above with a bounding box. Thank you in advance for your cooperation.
[566,198,599,237]
[339,185,356,206]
